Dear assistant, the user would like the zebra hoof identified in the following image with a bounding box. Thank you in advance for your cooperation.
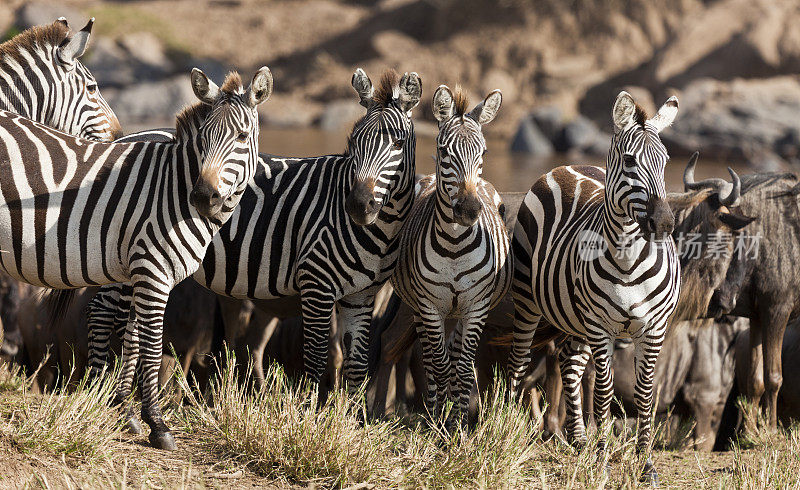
[125,416,143,435]
[149,430,176,450]
[640,459,659,487]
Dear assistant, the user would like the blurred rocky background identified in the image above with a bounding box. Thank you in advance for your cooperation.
[2,0,800,170]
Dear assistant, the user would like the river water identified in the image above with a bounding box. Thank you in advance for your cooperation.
[259,127,757,194]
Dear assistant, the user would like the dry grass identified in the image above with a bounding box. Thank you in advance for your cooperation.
[3,356,800,488]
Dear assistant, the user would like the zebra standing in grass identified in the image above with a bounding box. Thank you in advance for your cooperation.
[508,92,680,482]
[3,67,272,449]
[391,85,510,426]
[85,69,421,394]
[0,18,121,141]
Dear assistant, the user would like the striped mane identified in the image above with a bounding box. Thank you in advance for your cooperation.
[634,103,648,127]
[373,69,398,106]
[452,86,469,118]
[0,22,70,66]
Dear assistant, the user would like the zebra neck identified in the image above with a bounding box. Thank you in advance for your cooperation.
[432,188,472,239]
[600,202,648,264]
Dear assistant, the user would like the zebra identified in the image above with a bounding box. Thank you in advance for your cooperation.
[508,92,680,482]
[390,85,510,427]
[0,18,121,141]
[85,68,422,397]
[2,66,272,450]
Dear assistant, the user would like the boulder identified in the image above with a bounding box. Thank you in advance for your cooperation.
[118,32,174,78]
[85,37,137,88]
[14,2,82,30]
[556,115,601,153]
[104,75,196,127]
[510,116,554,157]
[529,106,563,144]
[318,99,364,131]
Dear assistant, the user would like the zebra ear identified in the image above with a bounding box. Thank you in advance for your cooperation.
[612,91,637,132]
[352,68,374,108]
[247,66,273,108]
[469,90,502,125]
[57,18,93,64]
[398,72,422,114]
[432,85,455,123]
[648,96,679,133]
[191,68,220,105]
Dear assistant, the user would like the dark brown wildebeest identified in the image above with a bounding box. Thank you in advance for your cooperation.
[18,280,224,393]
[703,170,800,428]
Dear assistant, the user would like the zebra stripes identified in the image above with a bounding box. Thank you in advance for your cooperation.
[390,86,511,426]
[0,18,121,141]
[2,67,271,449]
[86,68,421,394]
[508,92,681,475]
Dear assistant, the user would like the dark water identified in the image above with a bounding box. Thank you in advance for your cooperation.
[259,128,760,194]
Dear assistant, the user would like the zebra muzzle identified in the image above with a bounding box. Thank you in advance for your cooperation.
[639,196,674,241]
[189,179,223,218]
[346,179,380,226]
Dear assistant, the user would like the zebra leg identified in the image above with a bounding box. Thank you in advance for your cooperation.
[300,289,335,392]
[86,283,131,378]
[453,313,484,429]
[448,320,463,399]
[129,280,175,450]
[508,306,542,395]
[588,335,614,452]
[633,332,665,484]
[337,287,378,395]
[559,338,591,446]
[113,313,141,433]
[417,310,449,421]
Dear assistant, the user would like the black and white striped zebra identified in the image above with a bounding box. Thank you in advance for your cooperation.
[4,67,272,449]
[86,69,422,394]
[509,92,680,480]
[390,86,511,426]
[0,18,121,141]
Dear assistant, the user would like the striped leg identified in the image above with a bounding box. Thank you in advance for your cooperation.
[417,309,449,421]
[131,279,175,450]
[452,312,485,428]
[113,315,140,434]
[86,283,131,378]
[632,330,665,452]
[559,338,591,446]
[300,286,335,389]
[337,287,378,394]
[508,301,542,395]
[588,333,614,451]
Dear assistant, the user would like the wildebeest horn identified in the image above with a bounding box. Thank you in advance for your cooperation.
[719,167,741,206]
[683,151,736,197]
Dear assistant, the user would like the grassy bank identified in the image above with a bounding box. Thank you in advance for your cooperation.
[1,358,799,488]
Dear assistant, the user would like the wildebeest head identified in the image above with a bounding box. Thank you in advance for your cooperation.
[668,152,756,321]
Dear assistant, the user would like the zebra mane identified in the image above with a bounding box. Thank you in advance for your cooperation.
[0,22,70,66]
[220,71,243,93]
[175,102,212,140]
[373,69,399,106]
[633,103,648,127]
[452,86,469,118]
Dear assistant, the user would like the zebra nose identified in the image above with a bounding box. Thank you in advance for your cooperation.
[190,180,223,217]
[453,193,482,226]
[346,179,380,225]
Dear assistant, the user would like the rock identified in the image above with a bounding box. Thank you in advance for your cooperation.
[118,32,174,78]
[258,93,321,128]
[481,69,516,104]
[105,75,195,128]
[529,106,563,144]
[556,115,601,153]
[510,116,554,157]
[85,37,137,88]
[14,2,82,30]
[371,30,422,62]
[317,99,364,131]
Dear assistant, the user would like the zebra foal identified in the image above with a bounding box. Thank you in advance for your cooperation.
[2,67,272,449]
[391,86,511,426]
[509,92,681,482]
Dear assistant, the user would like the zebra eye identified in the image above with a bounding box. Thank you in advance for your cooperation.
[236,131,249,142]
[86,83,97,94]
[392,139,404,150]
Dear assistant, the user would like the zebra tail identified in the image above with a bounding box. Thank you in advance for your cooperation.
[367,291,404,377]
[43,289,78,331]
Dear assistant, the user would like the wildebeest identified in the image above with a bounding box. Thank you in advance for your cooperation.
[704,170,800,428]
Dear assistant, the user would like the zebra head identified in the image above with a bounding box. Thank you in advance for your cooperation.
[42,19,121,140]
[344,69,421,226]
[608,91,679,241]
[188,67,272,219]
[431,85,502,227]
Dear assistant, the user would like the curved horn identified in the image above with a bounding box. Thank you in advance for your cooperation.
[719,167,741,206]
[683,151,700,191]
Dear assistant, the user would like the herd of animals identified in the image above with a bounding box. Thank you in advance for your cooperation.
[0,17,798,483]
